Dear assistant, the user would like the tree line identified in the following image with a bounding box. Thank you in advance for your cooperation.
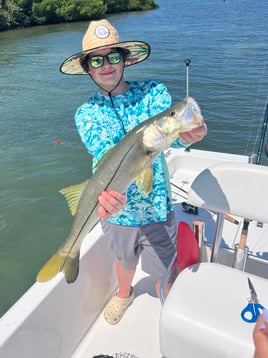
[0,0,159,31]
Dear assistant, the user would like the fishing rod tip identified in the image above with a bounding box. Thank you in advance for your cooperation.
[184,59,191,66]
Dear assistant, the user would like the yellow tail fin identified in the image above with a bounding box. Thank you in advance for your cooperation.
[37,252,65,282]
[36,251,80,284]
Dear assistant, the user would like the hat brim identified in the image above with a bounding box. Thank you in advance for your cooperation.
[59,41,151,75]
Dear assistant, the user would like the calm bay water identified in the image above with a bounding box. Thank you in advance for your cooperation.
[0,0,267,317]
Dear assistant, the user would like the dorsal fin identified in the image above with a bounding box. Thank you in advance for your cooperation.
[59,180,88,216]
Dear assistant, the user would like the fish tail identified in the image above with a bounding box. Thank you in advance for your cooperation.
[63,253,80,284]
[36,251,80,284]
[36,252,65,282]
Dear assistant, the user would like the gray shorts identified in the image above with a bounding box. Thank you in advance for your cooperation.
[101,212,177,281]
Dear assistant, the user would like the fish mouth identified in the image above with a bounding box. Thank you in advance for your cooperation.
[186,97,202,116]
[180,97,204,131]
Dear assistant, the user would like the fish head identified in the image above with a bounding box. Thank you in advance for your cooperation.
[179,97,204,132]
[143,97,204,151]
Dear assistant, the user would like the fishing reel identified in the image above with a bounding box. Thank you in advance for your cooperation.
[181,202,198,215]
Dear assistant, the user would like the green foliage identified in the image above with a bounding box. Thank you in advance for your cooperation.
[0,0,159,31]
[104,0,158,13]
[104,0,129,13]
[0,0,29,30]
[56,0,107,22]
[16,0,34,17]
[32,0,59,24]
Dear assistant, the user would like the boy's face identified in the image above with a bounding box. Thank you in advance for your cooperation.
[89,48,125,93]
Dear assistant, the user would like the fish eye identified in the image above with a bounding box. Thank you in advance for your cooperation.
[169,110,176,116]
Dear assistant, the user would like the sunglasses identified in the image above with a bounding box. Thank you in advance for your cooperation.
[88,52,122,68]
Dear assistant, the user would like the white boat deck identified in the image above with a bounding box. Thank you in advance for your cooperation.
[72,149,268,358]
[70,209,268,358]
[1,148,268,358]
[72,266,162,358]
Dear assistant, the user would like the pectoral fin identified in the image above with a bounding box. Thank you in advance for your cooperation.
[59,180,88,216]
[135,167,153,193]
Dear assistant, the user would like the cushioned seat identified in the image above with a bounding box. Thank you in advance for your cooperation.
[160,262,268,358]
[160,162,268,357]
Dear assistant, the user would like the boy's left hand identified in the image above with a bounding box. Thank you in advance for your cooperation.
[98,190,127,219]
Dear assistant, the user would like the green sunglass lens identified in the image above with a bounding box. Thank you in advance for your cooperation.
[90,56,104,68]
[107,53,121,64]
[89,52,121,68]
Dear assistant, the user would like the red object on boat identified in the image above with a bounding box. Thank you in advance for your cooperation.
[177,221,200,272]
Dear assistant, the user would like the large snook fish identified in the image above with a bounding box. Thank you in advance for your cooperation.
[37,98,204,284]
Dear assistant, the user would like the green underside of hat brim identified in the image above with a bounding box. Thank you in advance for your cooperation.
[59,41,151,75]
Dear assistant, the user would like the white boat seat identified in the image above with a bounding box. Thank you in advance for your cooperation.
[188,161,268,224]
[189,161,268,262]
[160,162,268,357]
[160,262,268,358]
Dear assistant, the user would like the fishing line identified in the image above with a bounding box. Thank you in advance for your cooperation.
[245,53,268,161]
[184,59,191,99]
[255,102,268,164]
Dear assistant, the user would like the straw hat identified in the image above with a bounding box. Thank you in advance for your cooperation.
[60,19,151,75]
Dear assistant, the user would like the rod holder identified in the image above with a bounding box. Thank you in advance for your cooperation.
[192,220,206,261]
[232,244,249,271]
[210,212,225,263]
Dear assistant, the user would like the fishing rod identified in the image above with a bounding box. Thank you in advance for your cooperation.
[170,182,238,225]
[238,220,250,250]
[253,102,268,228]
[256,102,268,164]
[234,103,268,269]
[182,59,241,226]
[184,59,191,99]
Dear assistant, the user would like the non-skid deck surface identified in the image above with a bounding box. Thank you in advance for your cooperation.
[71,267,163,358]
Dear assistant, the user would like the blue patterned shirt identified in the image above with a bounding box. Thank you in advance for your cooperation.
[75,80,188,226]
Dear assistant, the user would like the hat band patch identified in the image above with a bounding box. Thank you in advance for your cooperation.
[95,25,110,39]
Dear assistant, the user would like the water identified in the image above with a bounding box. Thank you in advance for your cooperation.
[0,0,267,317]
